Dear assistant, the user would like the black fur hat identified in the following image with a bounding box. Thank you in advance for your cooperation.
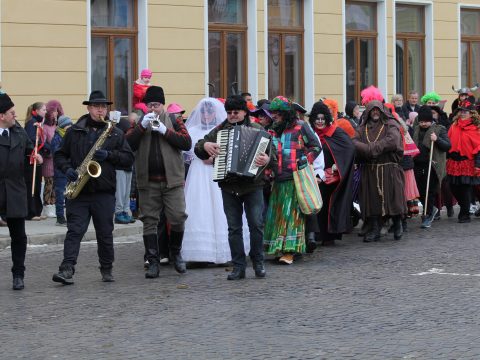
[143,86,165,105]
[418,105,433,123]
[0,92,14,114]
[224,95,248,112]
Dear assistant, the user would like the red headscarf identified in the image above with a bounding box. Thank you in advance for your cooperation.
[448,118,480,159]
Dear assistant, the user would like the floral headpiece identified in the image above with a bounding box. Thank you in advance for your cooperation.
[269,96,292,112]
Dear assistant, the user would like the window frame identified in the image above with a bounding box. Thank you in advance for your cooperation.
[395,4,425,98]
[461,9,480,87]
[345,1,378,104]
[91,0,138,113]
[267,1,304,102]
[208,1,248,98]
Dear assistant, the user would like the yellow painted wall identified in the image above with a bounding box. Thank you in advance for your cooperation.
[1,0,88,123]
[148,0,205,115]
[313,0,344,107]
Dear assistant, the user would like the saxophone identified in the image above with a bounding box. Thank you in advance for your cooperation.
[64,117,114,199]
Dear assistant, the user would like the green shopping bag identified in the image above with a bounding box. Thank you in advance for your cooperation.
[293,163,323,215]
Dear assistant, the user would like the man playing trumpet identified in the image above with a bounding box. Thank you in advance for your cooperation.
[126,86,192,279]
[52,91,134,285]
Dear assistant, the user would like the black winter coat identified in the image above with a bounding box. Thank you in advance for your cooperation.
[0,122,34,218]
[54,115,135,195]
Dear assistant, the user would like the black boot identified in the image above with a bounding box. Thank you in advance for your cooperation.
[305,232,317,253]
[52,263,75,285]
[401,218,408,233]
[364,217,380,242]
[392,216,403,240]
[252,261,266,278]
[143,234,160,278]
[12,275,24,290]
[169,230,187,274]
[227,267,246,280]
[100,267,115,282]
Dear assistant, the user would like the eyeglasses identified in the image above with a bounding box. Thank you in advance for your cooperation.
[147,103,162,108]
[91,104,108,109]
[226,110,241,115]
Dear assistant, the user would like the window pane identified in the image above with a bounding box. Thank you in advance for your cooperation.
[461,42,468,87]
[461,10,480,36]
[472,42,480,87]
[359,39,375,91]
[408,40,423,95]
[114,38,133,115]
[91,0,134,28]
[268,34,281,99]
[208,0,245,24]
[346,3,375,31]
[91,37,108,97]
[208,32,221,98]
[284,34,302,101]
[396,6,423,33]
[268,0,302,27]
[346,38,356,102]
[396,40,405,95]
[226,33,245,96]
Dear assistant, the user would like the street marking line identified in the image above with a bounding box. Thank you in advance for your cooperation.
[412,268,480,277]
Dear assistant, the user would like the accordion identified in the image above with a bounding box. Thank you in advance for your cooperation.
[213,126,271,182]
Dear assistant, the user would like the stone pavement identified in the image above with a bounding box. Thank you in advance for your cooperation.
[1,210,480,359]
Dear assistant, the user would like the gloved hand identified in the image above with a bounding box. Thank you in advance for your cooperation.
[66,168,78,182]
[94,149,109,161]
[152,121,167,134]
[141,113,157,129]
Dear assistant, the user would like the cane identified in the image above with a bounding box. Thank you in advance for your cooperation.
[423,140,434,217]
[31,124,40,196]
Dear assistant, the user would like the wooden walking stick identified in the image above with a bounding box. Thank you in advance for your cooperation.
[31,123,41,196]
[423,140,435,217]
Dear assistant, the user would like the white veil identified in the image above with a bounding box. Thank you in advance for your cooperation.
[185,97,226,131]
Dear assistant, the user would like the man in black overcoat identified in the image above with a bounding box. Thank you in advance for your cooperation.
[0,92,42,290]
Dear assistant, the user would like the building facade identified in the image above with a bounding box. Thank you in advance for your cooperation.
[1,0,479,121]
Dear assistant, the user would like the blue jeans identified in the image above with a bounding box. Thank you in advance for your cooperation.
[54,175,67,218]
[221,189,264,269]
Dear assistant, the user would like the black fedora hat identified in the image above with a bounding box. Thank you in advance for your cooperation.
[83,90,113,105]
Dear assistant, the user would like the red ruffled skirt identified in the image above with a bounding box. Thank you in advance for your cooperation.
[446,159,475,177]
[404,169,419,201]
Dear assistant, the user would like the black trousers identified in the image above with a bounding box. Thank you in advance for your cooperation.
[450,183,472,219]
[62,192,115,269]
[7,218,27,276]
[414,165,439,216]
[317,182,340,242]
[24,164,43,218]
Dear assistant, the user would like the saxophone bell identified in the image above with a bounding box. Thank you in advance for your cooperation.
[87,160,101,178]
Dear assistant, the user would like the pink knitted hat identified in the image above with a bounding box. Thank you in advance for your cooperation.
[167,102,185,114]
[140,69,152,78]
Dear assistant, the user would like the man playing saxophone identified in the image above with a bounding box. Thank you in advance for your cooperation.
[52,91,134,285]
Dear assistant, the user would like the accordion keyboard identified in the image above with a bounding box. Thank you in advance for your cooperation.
[213,129,230,181]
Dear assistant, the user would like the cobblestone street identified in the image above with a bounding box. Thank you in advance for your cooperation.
[1,213,480,359]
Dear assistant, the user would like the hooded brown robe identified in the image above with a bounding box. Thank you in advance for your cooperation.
[353,101,407,218]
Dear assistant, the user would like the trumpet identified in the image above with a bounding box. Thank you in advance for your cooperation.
[150,115,161,130]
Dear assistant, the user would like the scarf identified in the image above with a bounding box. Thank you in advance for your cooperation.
[314,123,337,144]
[56,127,66,138]
[448,118,480,159]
